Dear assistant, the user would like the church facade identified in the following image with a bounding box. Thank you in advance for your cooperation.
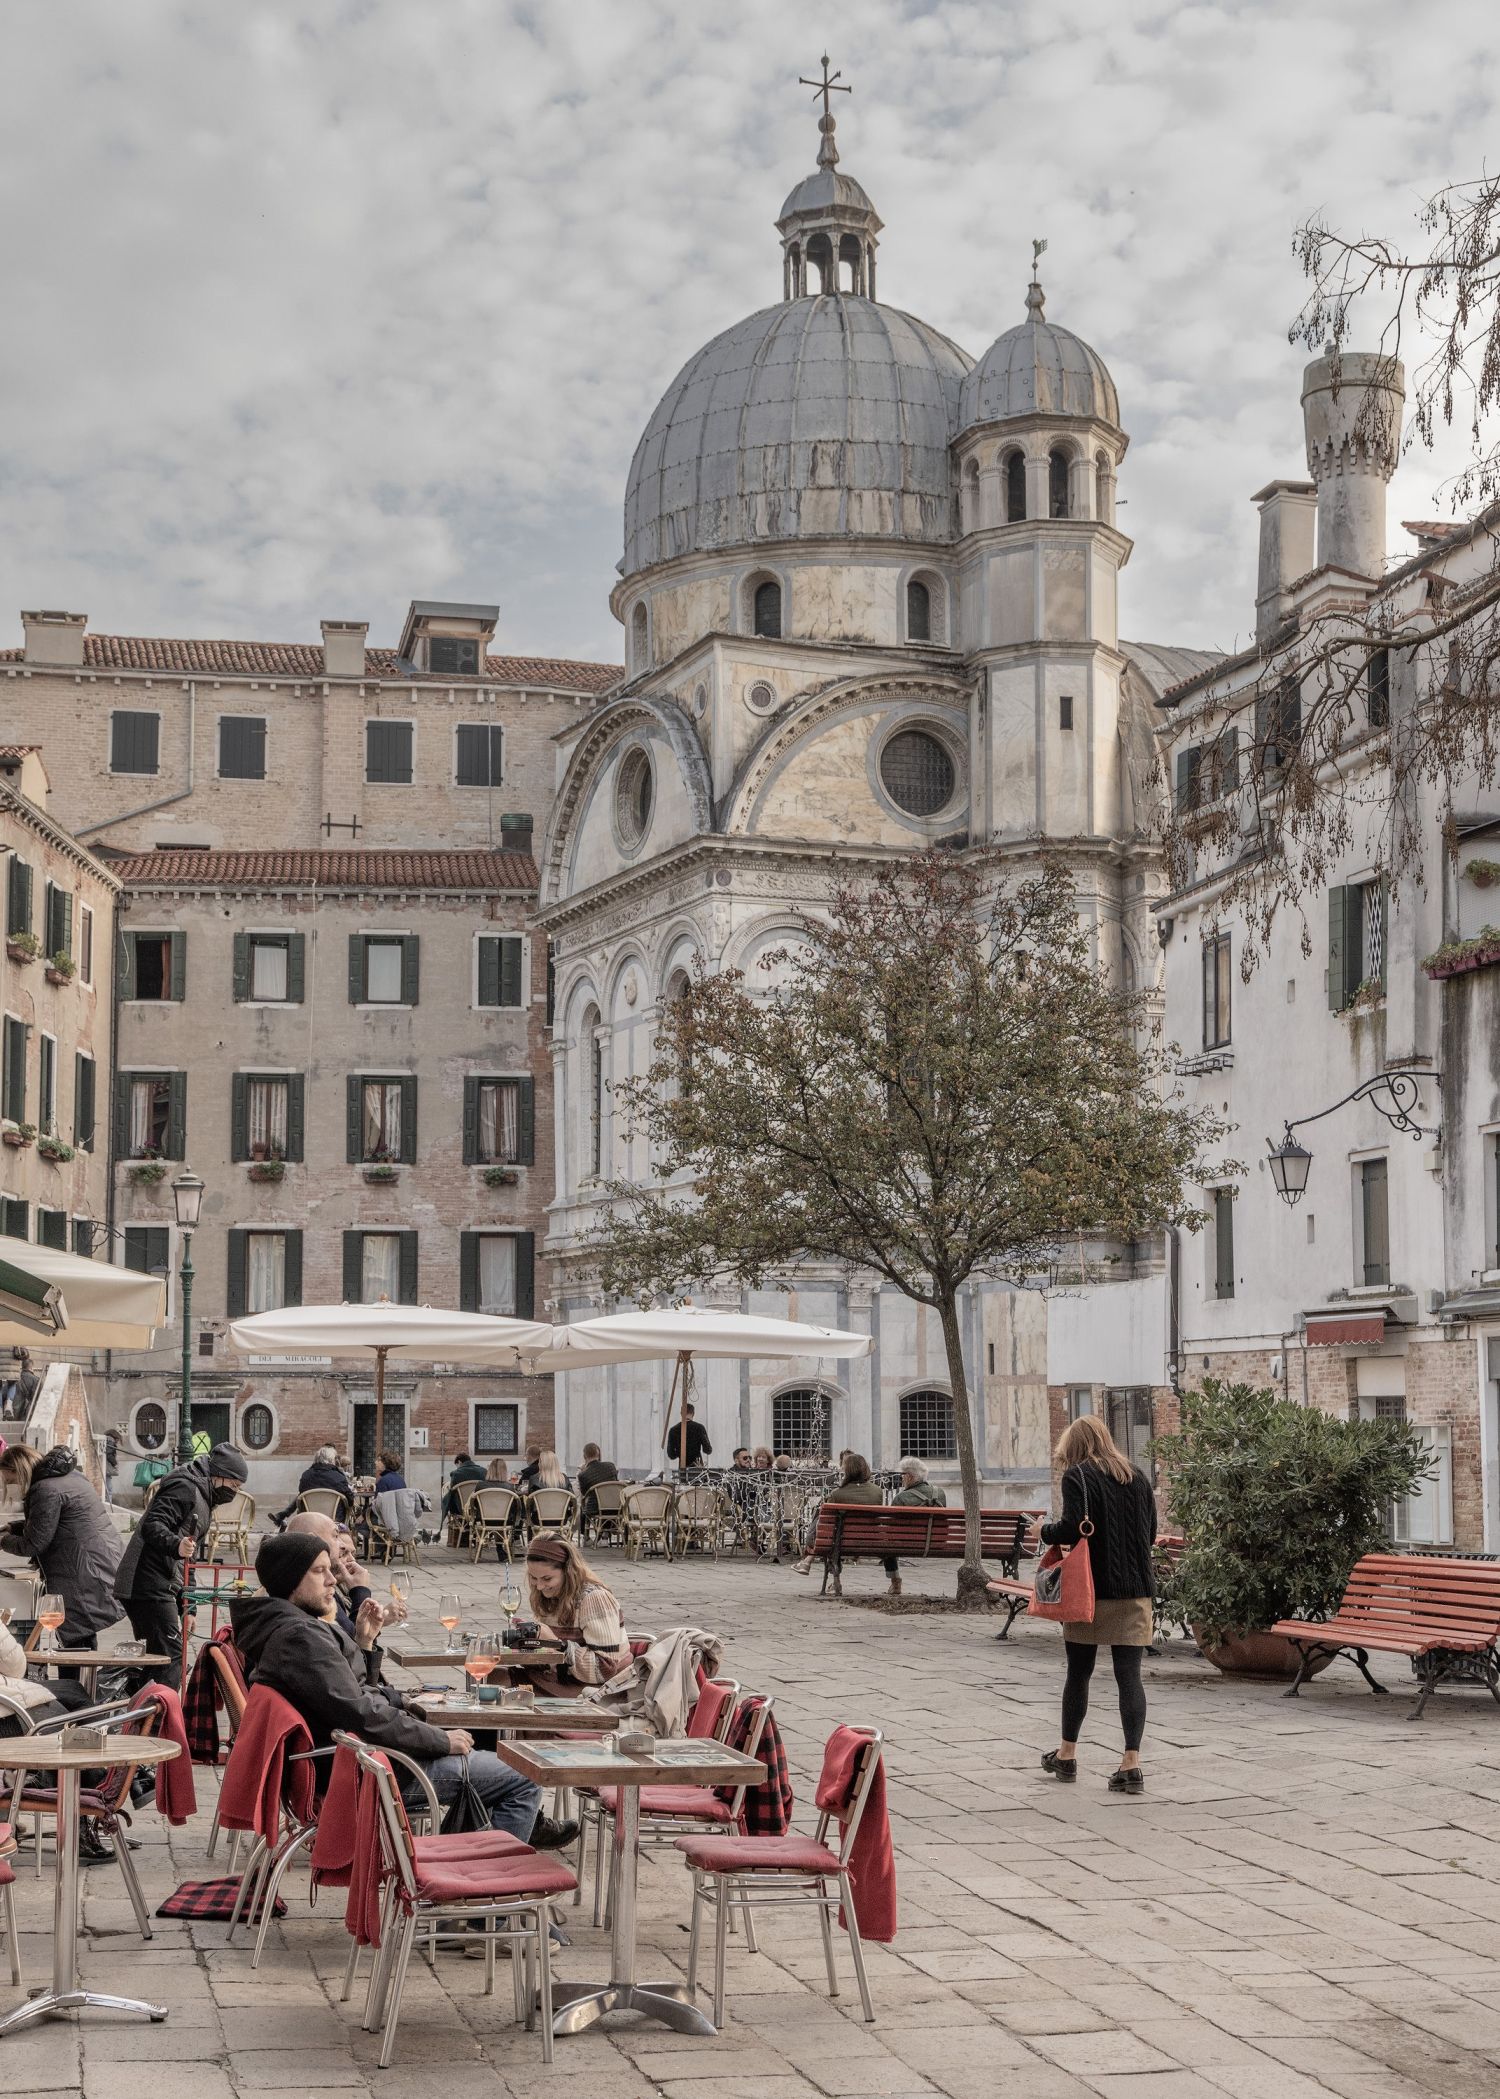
[538,106,1214,1484]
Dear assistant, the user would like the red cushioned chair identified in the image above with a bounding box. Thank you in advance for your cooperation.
[675,1725,884,2030]
[350,1737,577,2068]
[0,1822,19,1987]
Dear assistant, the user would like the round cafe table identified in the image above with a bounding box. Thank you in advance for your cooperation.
[0,1732,180,2038]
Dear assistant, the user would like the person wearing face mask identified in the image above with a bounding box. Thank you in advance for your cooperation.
[114,1439,249,1684]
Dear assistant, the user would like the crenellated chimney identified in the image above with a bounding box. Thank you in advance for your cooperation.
[1301,349,1405,581]
[320,619,368,678]
[1252,481,1317,641]
[21,610,87,667]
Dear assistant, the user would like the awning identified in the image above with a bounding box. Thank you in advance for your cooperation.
[0,1244,166,1350]
[1305,1312,1386,1347]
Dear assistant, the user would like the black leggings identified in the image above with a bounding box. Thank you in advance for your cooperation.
[1062,1640,1146,1752]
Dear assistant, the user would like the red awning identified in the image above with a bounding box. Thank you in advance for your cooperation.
[1305,1313,1386,1347]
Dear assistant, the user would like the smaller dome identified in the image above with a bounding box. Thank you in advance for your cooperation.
[778,167,877,224]
[959,281,1119,431]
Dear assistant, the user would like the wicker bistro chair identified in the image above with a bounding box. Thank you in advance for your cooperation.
[622,1483,675,1561]
[526,1487,578,1540]
[581,1479,627,1548]
[296,1487,349,1522]
[447,1476,483,1549]
[470,1485,523,1562]
[676,1726,885,2030]
[204,1489,256,1563]
[673,1484,726,1559]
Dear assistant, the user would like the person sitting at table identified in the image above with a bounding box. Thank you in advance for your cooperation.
[514,1445,543,1493]
[373,1451,407,1496]
[881,1455,947,1598]
[524,1533,632,1688]
[232,1531,577,1848]
[752,1447,774,1471]
[284,1511,391,1653]
[793,1450,882,1578]
[485,1457,511,1482]
[0,1442,123,1655]
[271,1445,354,1528]
[442,1451,487,1520]
[730,1447,753,1472]
[533,1450,571,1493]
[576,1443,617,1501]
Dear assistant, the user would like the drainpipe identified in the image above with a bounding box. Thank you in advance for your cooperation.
[77,680,196,843]
[1166,1227,1182,1392]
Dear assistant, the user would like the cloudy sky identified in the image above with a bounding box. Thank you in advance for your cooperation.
[2,0,1497,669]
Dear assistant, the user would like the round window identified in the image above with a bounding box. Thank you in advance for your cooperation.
[616,746,654,849]
[241,1402,275,1452]
[747,681,777,714]
[134,1401,168,1452]
[880,728,957,816]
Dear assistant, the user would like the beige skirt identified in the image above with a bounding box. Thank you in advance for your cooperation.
[1061,1596,1153,1646]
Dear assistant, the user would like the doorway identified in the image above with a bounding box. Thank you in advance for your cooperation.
[353,1402,407,1476]
[1105,1388,1153,1467]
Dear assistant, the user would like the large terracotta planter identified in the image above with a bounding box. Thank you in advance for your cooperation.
[1192,1627,1336,1681]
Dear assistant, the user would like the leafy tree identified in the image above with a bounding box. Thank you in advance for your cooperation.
[1153,1379,1433,1641]
[591,850,1227,1602]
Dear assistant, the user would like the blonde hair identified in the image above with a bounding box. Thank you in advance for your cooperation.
[485,1457,510,1482]
[536,1450,567,1489]
[1055,1413,1135,1485]
[524,1532,615,1627]
[0,1443,40,1499]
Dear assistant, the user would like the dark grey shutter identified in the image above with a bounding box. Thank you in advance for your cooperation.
[230,1074,248,1162]
[499,938,522,1007]
[342,1232,362,1302]
[1201,944,1214,1050]
[515,1232,535,1318]
[286,1074,305,1163]
[1174,746,1201,814]
[116,929,136,1001]
[226,1230,248,1318]
[74,1053,95,1151]
[400,936,420,1006]
[1368,650,1391,728]
[6,858,31,936]
[1362,1160,1390,1284]
[348,935,365,1003]
[477,938,501,1008]
[488,724,504,783]
[114,1071,134,1158]
[1327,888,1352,1011]
[456,724,487,786]
[1214,1191,1234,1299]
[366,720,412,783]
[397,1231,418,1304]
[459,1231,479,1311]
[169,931,186,1001]
[1377,876,1390,990]
[399,1075,417,1164]
[283,1230,303,1307]
[346,1076,362,1162]
[72,1219,92,1257]
[2,1017,26,1123]
[517,1079,535,1165]
[232,932,250,1001]
[462,1077,479,1165]
[287,934,306,1003]
[166,1072,187,1159]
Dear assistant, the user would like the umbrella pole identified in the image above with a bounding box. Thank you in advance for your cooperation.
[663,1349,692,1477]
[374,1347,387,1472]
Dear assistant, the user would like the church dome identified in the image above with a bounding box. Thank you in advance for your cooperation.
[621,297,972,579]
[778,167,877,223]
[959,280,1118,432]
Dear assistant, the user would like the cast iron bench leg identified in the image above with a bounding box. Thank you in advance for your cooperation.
[1351,1646,1388,1696]
[993,1596,1027,1642]
[1282,1642,1326,1698]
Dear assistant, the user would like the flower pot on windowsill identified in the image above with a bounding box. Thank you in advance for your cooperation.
[483,1166,520,1187]
[248,1159,286,1183]
[37,1136,75,1163]
[5,935,39,964]
[363,1164,400,1184]
[44,953,76,985]
[1,1123,35,1149]
[128,1160,169,1185]
[1423,929,1500,981]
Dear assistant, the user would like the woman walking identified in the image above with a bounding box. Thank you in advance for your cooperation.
[1035,1415,1156,1794]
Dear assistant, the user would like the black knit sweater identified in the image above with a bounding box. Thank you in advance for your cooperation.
[1040,1462,1156,1600]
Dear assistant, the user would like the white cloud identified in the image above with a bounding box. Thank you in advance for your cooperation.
[0,0,1496,663]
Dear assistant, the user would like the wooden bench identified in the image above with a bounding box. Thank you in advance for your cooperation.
[1270,1553,1500,1719]
[811,1505,1043,1595]
[987,1532,1187,1644]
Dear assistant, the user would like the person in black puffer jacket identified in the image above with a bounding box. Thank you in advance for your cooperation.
[113,1441,249,1683]
[1033,1414,1157,1796]
[0,1442,123,1650]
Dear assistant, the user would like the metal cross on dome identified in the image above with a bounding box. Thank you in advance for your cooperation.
[800,52,851,122]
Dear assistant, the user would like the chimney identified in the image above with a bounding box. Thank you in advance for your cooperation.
[500,812,533,856]
[1301,349,1405,580]
[21,611,87,667]
[320,619,368,678]
[1252,481,1317,641]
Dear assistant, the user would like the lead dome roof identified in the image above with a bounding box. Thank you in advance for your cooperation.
[958,283,1119,432]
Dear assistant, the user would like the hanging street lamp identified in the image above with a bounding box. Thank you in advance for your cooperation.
[1266,1069,1439,1209]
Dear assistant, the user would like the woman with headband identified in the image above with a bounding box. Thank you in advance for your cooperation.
[523,1532,631,1689]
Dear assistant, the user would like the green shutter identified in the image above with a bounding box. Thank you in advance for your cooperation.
[114,1071,133,1158]
[226,1230,248,1318]
[58,887,72,956]
[6,858,32,937]
[346,1075,362,1162]
[515,1232,535,1319]
[348,935,365,1004]
[397,1231,418,1305]
[1327,887,1352,1011]
[399,1075,417,1164]
[1175,746,1201,814]
[231,932,250,1001]
[169,930,186,1001]
[286,1074,305,1163]
[287,933,306,1004]
[117,929,136,1001]
[477,937,501,1008]
[283,1230,303,1307]
[459,1231,479,1312]
[400,935,420,1006]
[74,1053,95,1151]
[499,938,523,1007]
[462,1077,479,1165]
[166,1072,187,1160]
[517,1078,535,1165]
[342,1232,362,1303]
[230,1073,248,1162]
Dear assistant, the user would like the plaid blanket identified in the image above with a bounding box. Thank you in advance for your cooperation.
[156,1876,287,1922]
[718,1697,793,1834]
[182,1643,221,1763]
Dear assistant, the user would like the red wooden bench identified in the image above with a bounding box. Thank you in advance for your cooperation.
[987,1532,1187,1643]
[810,1505,1043,1596]
[1270,1553,1500,1719]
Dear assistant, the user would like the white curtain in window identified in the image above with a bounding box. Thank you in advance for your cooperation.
[247,1078,287,1153]
[363,1082,400,1160]
[362,1233,401,1304]
[366,943,402,1002]
[476,1235,516,1315]
[479,1082,519,1164]
[251,941,288,1000]
[247,1233,286,1314]
[130,1080,152,1155]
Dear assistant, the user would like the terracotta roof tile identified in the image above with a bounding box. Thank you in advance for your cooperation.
[0,633,621,694]
[0,745,42,759]
[109,848,538,892]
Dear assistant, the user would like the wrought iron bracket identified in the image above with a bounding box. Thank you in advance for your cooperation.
[1276,1068,1441,1151]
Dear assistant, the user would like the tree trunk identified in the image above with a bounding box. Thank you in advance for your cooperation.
[938,1291,990,1607]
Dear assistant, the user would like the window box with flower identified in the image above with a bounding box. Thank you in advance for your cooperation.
[363,1162,400,1185]
[129,1156,169,1185]
[5,932,39,964]
[37,1134,75,1163]
[44,951,76,985]
[483,1165,519,1188]
[1,1121,36,1149]
[1423,926,1500,981]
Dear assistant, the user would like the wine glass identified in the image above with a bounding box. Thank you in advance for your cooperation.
[438,1592,462,1652]
[385,1570,411,1626]
[37,1593,65,1651]
[499,1576,521,1636]
[464,1636,496,1692]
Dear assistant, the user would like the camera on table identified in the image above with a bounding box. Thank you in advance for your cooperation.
[503,1619,541,1650]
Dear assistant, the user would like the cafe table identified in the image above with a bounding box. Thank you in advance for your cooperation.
[0,1731,181,2038]
[31,1651,170,1675]
[410,1691,619,1734]
[385,1641,561,1672]
[491,1734,764,2038]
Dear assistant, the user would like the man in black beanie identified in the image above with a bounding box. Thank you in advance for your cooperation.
[114,1438,250,1685]
[232,1533,574,1851]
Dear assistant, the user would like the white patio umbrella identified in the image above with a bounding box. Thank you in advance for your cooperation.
[0,1243,167,1350]
[228,1302,555,1458]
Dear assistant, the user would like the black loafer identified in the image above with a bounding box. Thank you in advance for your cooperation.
[1108,1767,1145,1795]
[1040,1751,1076,1782]
[528,1813,580,1851]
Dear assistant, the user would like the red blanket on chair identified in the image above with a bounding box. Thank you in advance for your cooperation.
[133,1684,198,1826]
[309,1743,360,1892]
[815,1726,897,1945]
[217,1687,314,1841]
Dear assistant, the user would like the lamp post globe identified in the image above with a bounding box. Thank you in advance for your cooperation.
[1267,1134,1313,1207]
[171,1171,205,1464]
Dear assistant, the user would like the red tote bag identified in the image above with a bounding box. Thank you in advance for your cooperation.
[1030,1472,1096,1624]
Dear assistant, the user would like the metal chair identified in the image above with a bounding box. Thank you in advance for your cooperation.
[581,1479,627,1548]
[0,1826,18,1988]
[469,1485,522,1562]
[204,1489,256,1563]
[673,1484,725,1558]
[201,1637,251,1863]
[622,1484,674,1560]
[3,1699,165,1935]
[676,1726,884,2029]
[526,1487,577,1540]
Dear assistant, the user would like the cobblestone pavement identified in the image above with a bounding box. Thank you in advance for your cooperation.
[6,1543,1500,2098]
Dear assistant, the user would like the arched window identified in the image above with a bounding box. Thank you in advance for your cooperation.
[581,1005,604,1180]
[753,578,782,639]
[906,578,931,643]
[1095,451,1111,523]
[788,242,802,297]
[805,233,833,294]
[240,1402,275,1451]
[838,233,862,293]
[630,601,648,672]
[1049,448,1071,519]
[962,458,980,532]
[1004,449,1026,522]
[133,1400,167,1452]
[772,1387,832,1462]
[899,1389,956,1460]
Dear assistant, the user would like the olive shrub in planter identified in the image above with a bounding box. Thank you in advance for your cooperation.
[1153,1379,1433,1674]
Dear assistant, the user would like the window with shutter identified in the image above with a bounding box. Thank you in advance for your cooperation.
[1359,1157,1390,1285]
[1174,746,1202,814]
[72,1219,93,1258]
[126,932,180,1001]
[110,710,160,775]
[74,1052,95,1151]
[476,935,524,1007]
[1202,934,1232,1049]
[1213,1188,1235,1299]
[2,1198,29,1240]
[37,1208,67,1250]
[455,723,503,786]
[44,884,71,958]
[123,1225,170,1278]
[3,1015,27,1122]
[218,715,267,779]
[38,1035,56,1134]
[6,858,32,937]
[165,1072,187,1160]
[79,906,93,983]
[1367,649,1391,729]
[365,719,413,784]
